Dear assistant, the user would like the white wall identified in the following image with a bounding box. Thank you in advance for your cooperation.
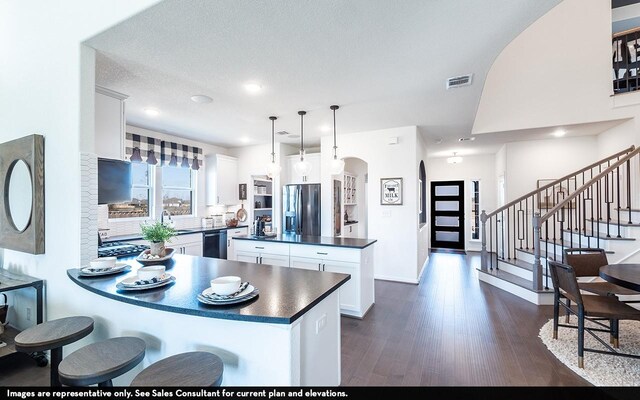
[321,126,423,284]
[503,136,598,202]
[473,0,616,134]
[427,154,496,252]
[0,0,158,380]
[416,134,429,279]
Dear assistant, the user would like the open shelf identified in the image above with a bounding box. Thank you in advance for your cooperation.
[254,194,272,197]
[255,208,272,211]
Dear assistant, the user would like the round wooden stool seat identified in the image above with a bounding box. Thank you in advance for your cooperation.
[131,351,224,387]
[14,316,94,387]
[58,337,146,387]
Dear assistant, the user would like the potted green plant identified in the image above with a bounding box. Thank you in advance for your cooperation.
[140,221,177,256]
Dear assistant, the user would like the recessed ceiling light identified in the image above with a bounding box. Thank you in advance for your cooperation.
[320,124,331,132]
[244,82,262,94]
[553,129,566,137]
[191,95,213,104]
[240,137,250,143]
[144,108,159,117]
[458,137,475,142]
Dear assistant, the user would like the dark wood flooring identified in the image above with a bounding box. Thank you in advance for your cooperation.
[340,251,587,386]
[0,251,587,386]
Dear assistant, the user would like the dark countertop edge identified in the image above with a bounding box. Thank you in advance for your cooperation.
[233,236,377,249]
[344,221,358,226]
[66,270,349,325]
[104,225,249,244]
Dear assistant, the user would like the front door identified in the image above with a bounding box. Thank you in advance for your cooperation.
[431,180,465,250]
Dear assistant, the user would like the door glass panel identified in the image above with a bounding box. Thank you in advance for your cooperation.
[435,216,459,227]
[435,201,459,211]
[436,231,459,242]
[435,185,459,196]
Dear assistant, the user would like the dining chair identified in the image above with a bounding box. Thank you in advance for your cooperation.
[549,260,640,368]
[563,248,640,324]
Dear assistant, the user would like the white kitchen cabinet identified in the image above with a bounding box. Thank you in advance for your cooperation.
[205,154,238,205]
[235,240,290,267]
[323,260,359,311]
[343,223,358,238]
[95,86,128,160]
[171,233,202,256]
[286,153,321,184]
[290,256,323,271]
[226,227,248,261]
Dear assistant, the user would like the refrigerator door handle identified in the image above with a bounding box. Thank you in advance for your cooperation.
[296,187,303,234]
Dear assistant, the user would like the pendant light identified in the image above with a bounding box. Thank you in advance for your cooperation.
[266,116,281,178]
[130,147,143,163]
[447,152,463,164]
[294,110,312,176]
[329,105,345,175]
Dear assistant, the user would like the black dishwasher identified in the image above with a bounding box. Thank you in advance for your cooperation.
[203,230,227,259]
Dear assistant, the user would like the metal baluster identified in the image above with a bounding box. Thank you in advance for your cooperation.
[501,210,505,260]
[532,213,542,291]
[627,159,632,224]
[616,166,622,238]
[525,197,529,249]
[545,220,550,290]
[518,208,524,249]
[606,172,612,238]
[489,216,493,270]
[507,207,511,259]
[495,217,499,270]
[596,179,601,249]
[577,192,582,249]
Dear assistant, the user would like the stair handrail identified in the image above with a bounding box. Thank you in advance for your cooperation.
[539,145,640,223]
[485,145,635,219]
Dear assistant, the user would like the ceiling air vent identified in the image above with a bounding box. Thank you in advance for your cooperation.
[446,74,473,89]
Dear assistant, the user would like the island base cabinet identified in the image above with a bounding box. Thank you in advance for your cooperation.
[290,256,322,271]
[237,251,290,268]
[323,261,359,313]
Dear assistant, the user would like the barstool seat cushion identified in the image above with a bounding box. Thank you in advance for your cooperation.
[58,337,146,386]
[14,316,94,353]
[131,351,223,387]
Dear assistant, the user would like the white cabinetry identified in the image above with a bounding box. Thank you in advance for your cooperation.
[205,154,238,205]
[234,240,375,318]
[343,223,358,238]
[226,227,248,261]
[235,240,290,267]
[286,153,321,184]
[95,86,127,160]
[171,233,203,256]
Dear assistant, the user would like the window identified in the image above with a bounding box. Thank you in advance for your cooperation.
[470,180,480,240]
[162,167,195,216]
[108,163,153,219]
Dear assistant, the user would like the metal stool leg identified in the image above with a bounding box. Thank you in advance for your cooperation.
[50,347,63,387]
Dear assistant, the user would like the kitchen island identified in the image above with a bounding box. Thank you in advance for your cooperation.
[67,254,349,386]
[233,234,376,318]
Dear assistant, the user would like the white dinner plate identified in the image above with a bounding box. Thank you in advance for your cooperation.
[197,288,259,306]
[79,262,131,277]
[116,275,175,291]
[119,273,173,288]
[201,284,255,300]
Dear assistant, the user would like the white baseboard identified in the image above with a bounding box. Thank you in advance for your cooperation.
[375,274,419,285]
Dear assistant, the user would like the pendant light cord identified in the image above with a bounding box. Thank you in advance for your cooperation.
[298,111,306,161]
[330,105,339,160]
[269,116,277,163]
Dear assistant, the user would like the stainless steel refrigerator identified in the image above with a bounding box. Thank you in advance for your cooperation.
[283,184,321,236]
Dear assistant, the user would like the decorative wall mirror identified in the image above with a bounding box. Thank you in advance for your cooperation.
[0,134,45,254]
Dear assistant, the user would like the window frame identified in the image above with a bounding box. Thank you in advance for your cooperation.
[470,179,481,242]
[107,163,155,221]
[161,167,197,218]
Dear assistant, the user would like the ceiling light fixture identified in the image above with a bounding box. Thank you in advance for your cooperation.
[294,111,312,177]
[190,94,213,104]
[266,116,281,178]
[447,152,463,164]
[553,129,566,137]
[244,82,262,94]
[458,137,476,142]
[144,107,160,117]
[329,105,345,175]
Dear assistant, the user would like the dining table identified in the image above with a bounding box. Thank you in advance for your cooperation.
[599,263,640,292]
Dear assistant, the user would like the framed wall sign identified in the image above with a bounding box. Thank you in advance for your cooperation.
[239,183,247,201]
[380,177,403,205]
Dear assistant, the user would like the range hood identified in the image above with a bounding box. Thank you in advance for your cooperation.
[98,158,132,204]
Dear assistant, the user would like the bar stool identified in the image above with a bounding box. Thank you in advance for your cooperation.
[131,351,223,387]
[14,316,94,387]
[58,337,146,387]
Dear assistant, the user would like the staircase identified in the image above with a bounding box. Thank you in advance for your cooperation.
[478,145,640,305]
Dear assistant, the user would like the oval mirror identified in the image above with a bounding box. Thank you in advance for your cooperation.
[6,159,33,232]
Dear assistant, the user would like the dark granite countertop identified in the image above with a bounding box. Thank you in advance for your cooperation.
[104,225,249,243]
[67,254,349,324]
[233,233,376,249]
[344,221,358,226]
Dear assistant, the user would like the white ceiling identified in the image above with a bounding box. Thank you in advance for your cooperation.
[87,0,562,151]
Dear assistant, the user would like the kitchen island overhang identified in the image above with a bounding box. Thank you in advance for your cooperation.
[67,255,349,386]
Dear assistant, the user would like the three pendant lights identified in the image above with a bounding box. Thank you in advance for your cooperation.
[267,105,344,178]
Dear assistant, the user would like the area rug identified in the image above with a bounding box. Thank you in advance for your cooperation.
[539,318,640,386]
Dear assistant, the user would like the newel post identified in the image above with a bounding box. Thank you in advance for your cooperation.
[480,210,488,270]
[532,212,543,291]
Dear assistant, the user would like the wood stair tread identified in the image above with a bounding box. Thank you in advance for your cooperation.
[587,218,640,226]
